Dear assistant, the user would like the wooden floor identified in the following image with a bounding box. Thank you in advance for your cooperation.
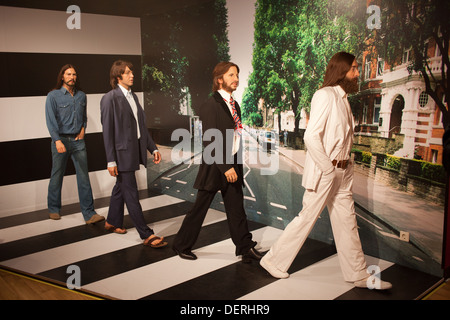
[425,280,450,300]
[1,267,448,300]
[0,268,101,300]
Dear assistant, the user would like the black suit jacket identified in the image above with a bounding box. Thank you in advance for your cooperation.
[193,91,244,191]
[100,87,157,172]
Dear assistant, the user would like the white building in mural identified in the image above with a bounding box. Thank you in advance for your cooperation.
[379,55,444,160]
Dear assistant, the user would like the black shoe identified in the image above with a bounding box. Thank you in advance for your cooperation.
[173,247,197,260]
[242,247,265,263]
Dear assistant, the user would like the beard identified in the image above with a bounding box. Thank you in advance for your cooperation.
[221,80,238,93]
[339,77,359,94]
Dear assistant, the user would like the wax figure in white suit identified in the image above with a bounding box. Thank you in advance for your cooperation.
[260,52,392,290]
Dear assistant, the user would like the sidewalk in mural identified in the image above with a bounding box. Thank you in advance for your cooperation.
[148,143,444,264]
[276,146,444,264]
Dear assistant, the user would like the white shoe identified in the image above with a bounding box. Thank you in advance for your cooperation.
[354,276,392,290]
[260,256,289,279]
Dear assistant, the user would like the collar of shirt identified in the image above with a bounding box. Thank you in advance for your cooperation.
[217,89,234,104]
[334,85,347,100]
[118,84,141,139]
[60,86,77,96]
[217,90,240,155]
[118,84,132,98]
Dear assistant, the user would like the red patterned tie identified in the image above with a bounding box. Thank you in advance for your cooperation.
[226,96,243,135]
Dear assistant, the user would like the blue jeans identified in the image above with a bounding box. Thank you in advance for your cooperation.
[48,136,96,220]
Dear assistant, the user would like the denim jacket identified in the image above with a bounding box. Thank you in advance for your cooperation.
[45,87,87,142]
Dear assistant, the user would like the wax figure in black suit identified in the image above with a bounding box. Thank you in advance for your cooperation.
[100,60,167,248]
[172,62,264,262]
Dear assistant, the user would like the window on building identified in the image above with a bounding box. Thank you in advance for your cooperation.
[402,47,412,64]
[362,103,368,124]
[373,97,381,123]
[419,92,429,109]
[365,60,371,80]
[432,149,438,164]
[377,57,384,77]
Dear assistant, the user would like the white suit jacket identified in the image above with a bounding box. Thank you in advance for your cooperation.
[302,85,354,191]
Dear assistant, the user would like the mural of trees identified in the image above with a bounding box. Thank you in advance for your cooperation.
[141,0,230,132]
[242,0,367,132]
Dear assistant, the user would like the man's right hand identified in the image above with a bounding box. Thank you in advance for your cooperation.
[108,166,118,177]
[55,140,66,153]
[224,167,238,183]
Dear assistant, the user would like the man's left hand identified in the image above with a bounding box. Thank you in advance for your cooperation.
[75,127,85,140]
[153,151,162,164]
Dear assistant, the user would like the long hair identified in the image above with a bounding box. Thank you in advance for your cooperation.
[212,61,240,92]
[53,64,81,91]
[321,52,355,88]
[110,60,134,89]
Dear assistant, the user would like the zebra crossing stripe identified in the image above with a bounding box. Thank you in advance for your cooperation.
[0,192,440,300]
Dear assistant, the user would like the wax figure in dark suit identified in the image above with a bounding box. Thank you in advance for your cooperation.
[100,60,167,248]
[172,62,264,262]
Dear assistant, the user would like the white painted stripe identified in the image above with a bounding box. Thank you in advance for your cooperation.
[238,255,394,300]
[270,202,287,210]
[0,92,143,142]
[0,6,141,55]
[244,180,255,198]
[378,230,401,240]
[0,194,184,243]
[0,208,227,274]
[356,213,383,230]
[83,226,282,300]
[0,96,47,142]
[167,167,189,177]
[0,166,147,218]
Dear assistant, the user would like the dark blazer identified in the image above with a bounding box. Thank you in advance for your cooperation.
[193,91,244,191]
[100,87,157,172]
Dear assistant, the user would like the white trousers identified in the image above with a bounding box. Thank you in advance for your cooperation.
[265,163,368,282]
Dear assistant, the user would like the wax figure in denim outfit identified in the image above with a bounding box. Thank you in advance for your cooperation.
[45,64,104,224]
[101,60,166,248]
[172,62,264,262]
[260,52,392,290]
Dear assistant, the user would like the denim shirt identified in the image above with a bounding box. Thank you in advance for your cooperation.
[45,87,87,142]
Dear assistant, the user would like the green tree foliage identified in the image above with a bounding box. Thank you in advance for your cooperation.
[141,0,230,125]
[243,0,366,133]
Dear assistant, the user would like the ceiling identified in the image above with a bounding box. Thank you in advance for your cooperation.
[0,0,214,17]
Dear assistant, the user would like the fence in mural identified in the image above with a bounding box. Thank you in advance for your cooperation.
[353,150,446,206]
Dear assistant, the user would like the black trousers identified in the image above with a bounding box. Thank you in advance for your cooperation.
[107,171,153,240]
[173,182,256,256]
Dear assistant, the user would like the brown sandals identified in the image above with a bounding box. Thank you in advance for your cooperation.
[143,235,168,248]
[105,221,167,248]
[104,221,127,234]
